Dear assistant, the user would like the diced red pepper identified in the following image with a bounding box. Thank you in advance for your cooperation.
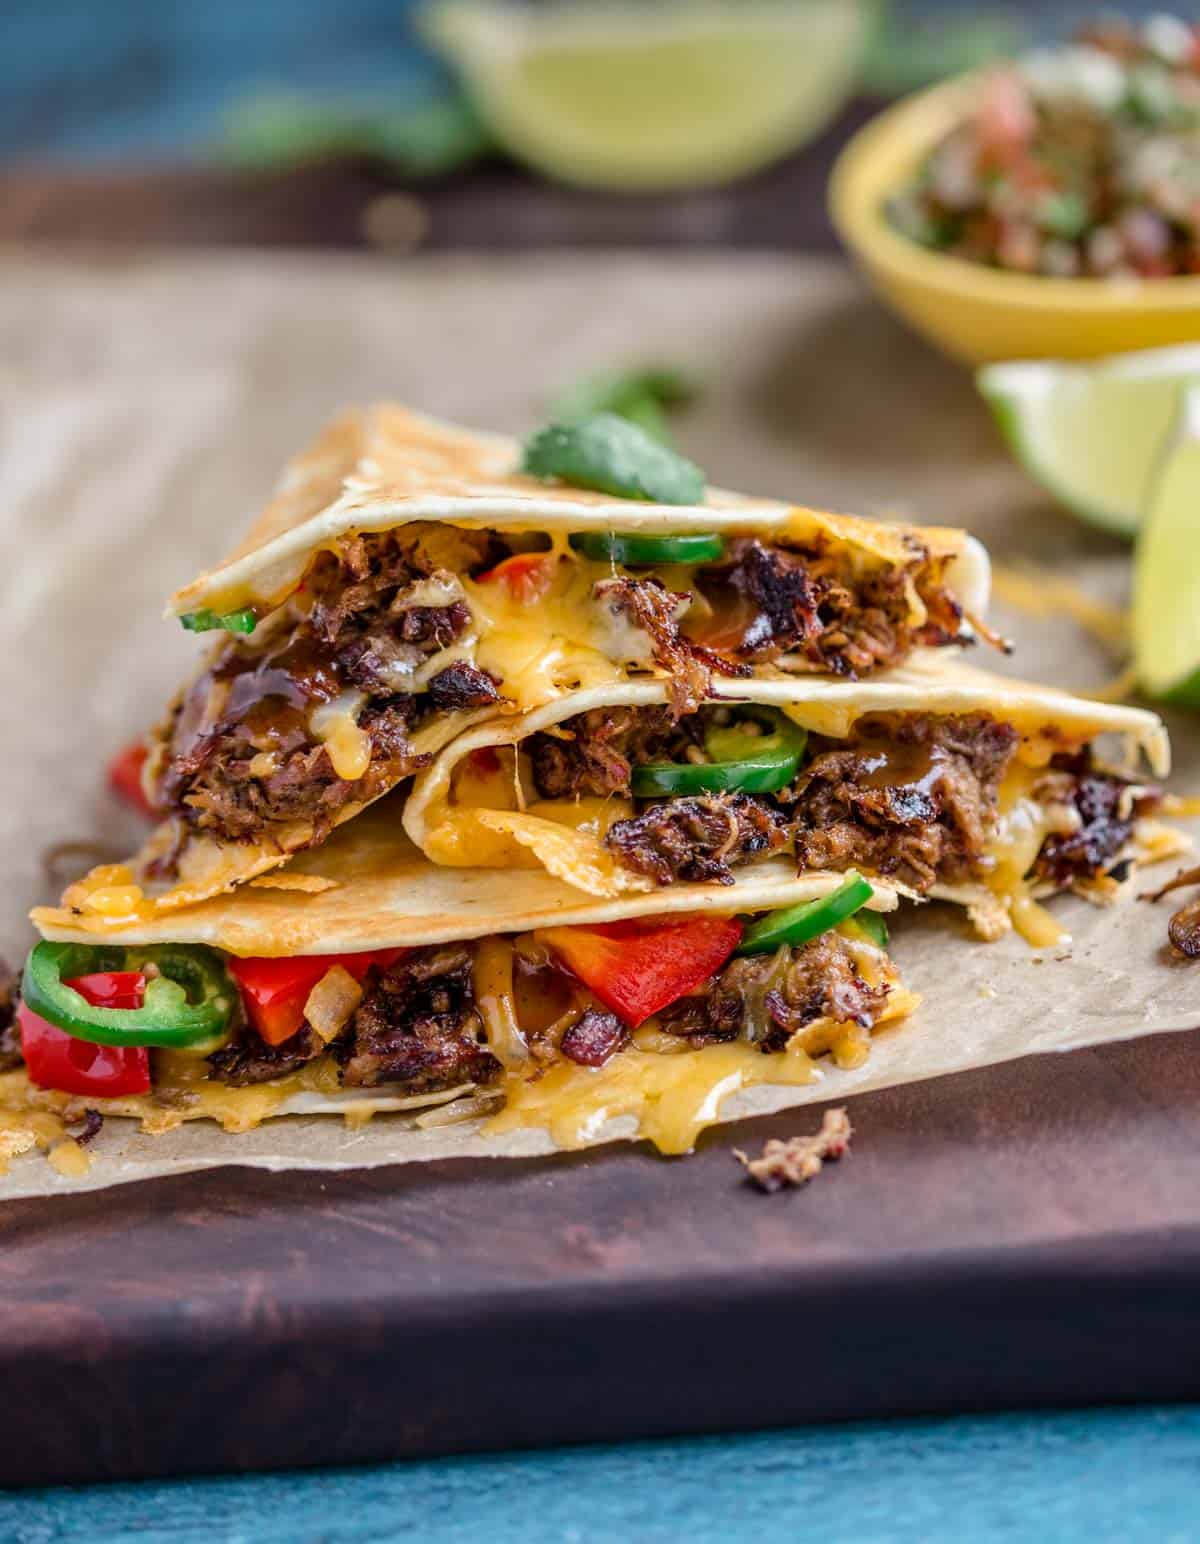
[540,916,743,1028]
[19,972,151,1096]
[227,949,405,1047]
[475,552,557,604]
[67,971,147,1009]
[107,741,154,817]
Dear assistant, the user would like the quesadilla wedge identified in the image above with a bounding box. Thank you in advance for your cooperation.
[402,653,1178,947]
[16,809,913,1163]
[131,404,993,915]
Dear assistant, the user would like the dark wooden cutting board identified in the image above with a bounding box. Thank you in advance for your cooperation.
[5,1025,1200,1489]
[5,249,1200,1490]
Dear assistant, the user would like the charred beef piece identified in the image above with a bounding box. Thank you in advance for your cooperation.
[559,1007,628,1067]
[336,597,473,692]
[1034,750,1159,886]
[718,540,823,657]
[593,575,748,717]
[172,693,430,848]
[792,713,1018,892]
[1170,900,1200,957]
[657,932,889,1052]
[606,791,791,886]
[529,705,678,800]
[208,1025,324,1085]
[340,945,500,1092]
[1145,867,1200,958]
[307,527,500,642]
[207,943,501,1093]
[426,662,501,712]
[697,538,967,677]
[73,1108,104,1147]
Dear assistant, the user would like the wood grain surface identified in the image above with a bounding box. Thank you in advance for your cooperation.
[5,1032,1200,1486]
[0,103,877,251]
[3,250,1200,1486]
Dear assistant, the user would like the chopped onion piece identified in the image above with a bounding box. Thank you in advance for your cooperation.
[415,1092,505,1130]
[303,965,363,1044]
[472,937,530,1068]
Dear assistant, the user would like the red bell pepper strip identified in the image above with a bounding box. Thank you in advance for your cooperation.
[475,552,557,604]
[227,949,405,1047]
[19,972,151,1096]
[540,916,743,1028]
[107,741,154,817]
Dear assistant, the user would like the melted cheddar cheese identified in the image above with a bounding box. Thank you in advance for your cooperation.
[462,549,641,713]
[487,980,918,1156]
[310,691,373,780]
[981,762,1078,947]
[0,936,917,1172]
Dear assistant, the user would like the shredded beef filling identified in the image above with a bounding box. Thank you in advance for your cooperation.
[691,537,971,678]
[203,928,885,1092]
[207,1024,325,1086]
[157,525,971,861]
[208,946,501,1092]
[657,932,890,1052]
[530,705,678,800]
[1033,750,1159,887]
[594,576,748,717]
[155,525,499,856]
[337,945,500,1092]
[529,706,1019,891]
[530,705,1157,894]
[608,794,791,887]
[559,1007,629,1067]
[791,713,1019,892]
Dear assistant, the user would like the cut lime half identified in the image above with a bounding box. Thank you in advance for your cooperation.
[978,345,1200,539]
[1134,382,1200,708]
[420,0,878,191]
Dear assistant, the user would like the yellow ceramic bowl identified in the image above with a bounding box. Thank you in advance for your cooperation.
[829,75,1200,365]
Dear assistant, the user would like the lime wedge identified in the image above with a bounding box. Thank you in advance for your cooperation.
[420,0,877,190]
[978,346,1200,539]
[1134,383,1200,707]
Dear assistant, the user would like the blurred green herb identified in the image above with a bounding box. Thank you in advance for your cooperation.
[219,90,493,177]
[1038,190,1089,241]
[551,365,703,447]
[862,12,1028,99]
[523,414,706,505]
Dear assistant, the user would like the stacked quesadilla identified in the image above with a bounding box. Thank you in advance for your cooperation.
[8,407,1175,1161]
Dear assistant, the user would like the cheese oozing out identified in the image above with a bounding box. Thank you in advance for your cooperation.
[1,930,912,1171]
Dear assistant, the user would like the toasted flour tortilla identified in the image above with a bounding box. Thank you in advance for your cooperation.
[168,404,991,619]
[121,405,994,918]
[34,799,899,949]
[402,652,1172,920]
[16,807,908,1165]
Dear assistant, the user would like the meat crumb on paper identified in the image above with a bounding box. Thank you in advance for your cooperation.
[735,1107,852,1193]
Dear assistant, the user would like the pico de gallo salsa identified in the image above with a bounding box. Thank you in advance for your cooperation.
[888,15,1200,279]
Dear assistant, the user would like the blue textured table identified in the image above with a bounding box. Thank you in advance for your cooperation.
[5,1407,1199,1541]
[1,0,1154,159]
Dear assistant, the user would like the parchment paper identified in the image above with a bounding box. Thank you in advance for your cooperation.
[2,248,1197,1199]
